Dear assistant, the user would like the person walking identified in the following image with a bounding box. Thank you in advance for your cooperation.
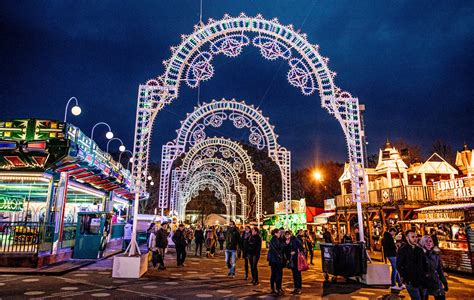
[247,227,262,285]
[186,226,193,251]
[419,235,448,300]
[322,228,333,243]
[217,227,226,252]
[225,221,241,277]
[155,221,169,270]
[172,223,187,267]
[382,227,404,290]
[284,230,304,295]
[397,230,426,300]
[205,225,217,258]
[194,224,204,256]
[304,230,314,265]
[268,228,285,296]
[123,219,133,251]
[148,225,160,268]
[241,226,252,280]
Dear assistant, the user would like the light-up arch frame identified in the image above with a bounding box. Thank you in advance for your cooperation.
[174,157,249,222]
[172,137,262,224]
[159,99,289,221]
[183,178,233,223]
[180,172,236,222]
[132,13,366,233]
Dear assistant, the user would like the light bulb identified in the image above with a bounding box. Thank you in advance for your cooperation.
[150,181,155,186]
[119,145,126,152]
[71,106,82,116]
[129,158,134,163]
[147,175,152,180]
[106,131,114,139]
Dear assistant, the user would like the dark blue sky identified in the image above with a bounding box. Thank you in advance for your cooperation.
[1,1,473,169]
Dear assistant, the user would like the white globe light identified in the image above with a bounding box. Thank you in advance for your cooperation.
[129,158,134,163]
[71,105,82,116]
[147,175,152,180]
[106,131,114,139]
[119,145,126,152]
[150,181,155,186]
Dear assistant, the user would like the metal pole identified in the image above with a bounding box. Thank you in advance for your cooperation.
[63,97,78,122]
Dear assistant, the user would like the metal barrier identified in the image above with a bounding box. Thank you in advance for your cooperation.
[0,222,41,253]
[0,221,76,253]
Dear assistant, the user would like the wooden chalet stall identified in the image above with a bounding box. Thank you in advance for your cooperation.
[335,140,459,253]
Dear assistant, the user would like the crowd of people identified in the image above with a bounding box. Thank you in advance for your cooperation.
[382,227,448,300]
[146,220,311,296]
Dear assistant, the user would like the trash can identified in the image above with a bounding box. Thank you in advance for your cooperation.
[320,243,367,281]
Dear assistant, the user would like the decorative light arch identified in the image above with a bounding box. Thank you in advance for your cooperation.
[158,99,289,219]
[171,137,262,224]
[179,171,236,222]
[183,178,233,223]
[174,157,251,223]
[130,14,367,256]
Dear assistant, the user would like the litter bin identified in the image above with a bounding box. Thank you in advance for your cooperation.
[320,242,367,281]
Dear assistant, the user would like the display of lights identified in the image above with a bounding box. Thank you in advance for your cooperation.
[129,13,367,242]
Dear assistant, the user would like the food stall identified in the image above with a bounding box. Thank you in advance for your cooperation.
[399,202,474,273]
[272,198,307,233]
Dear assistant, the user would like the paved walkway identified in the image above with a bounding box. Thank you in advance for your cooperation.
[1,247,473,299]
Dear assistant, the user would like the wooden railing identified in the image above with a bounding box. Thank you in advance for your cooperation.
[335,185,436,208]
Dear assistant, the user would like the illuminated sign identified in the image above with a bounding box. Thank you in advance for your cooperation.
[0,195,24,212]
[324,198,336,211]
[418,210,465,221]
[274,198,306,214]
[434,177,474,200]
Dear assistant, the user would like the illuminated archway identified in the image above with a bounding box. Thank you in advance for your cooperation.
[158,99,289,219]
[131,14,367,248]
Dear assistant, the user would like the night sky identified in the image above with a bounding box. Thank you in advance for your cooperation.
[1,1,473,169]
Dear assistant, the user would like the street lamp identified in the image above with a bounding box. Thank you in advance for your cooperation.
[313,170,322,181]
[119,150,133,169]
[63,97,81,122]
[91,122,113,141]
[106,137,125,153]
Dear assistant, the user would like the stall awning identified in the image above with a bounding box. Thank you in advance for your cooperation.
[315,212,335,218]
[398,217,465,224]
[414,203,474,212]
[313,212,335,224]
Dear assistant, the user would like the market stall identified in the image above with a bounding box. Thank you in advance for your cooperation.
[399,202,474,273]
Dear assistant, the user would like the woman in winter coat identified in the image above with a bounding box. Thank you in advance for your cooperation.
[267,228,285,296]
[419,235,448,300]
[247,227,262,285]
[284,230,305,295]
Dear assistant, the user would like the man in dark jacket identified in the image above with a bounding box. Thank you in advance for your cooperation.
[172,224,187,267]
[156,221,169,270]
[247,227,262,285]
[382,227,403,289]
[194,224,204,256]
[397,230,425,300]
[225,221,241,277]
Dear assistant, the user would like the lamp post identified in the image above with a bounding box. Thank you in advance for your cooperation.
[119,150,133,169]
[91,122,114,141]
[106,137,126,153]
[63,97,81,122]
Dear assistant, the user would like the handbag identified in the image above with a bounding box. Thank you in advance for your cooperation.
[297,250,309,272]
[287,254,295,269]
